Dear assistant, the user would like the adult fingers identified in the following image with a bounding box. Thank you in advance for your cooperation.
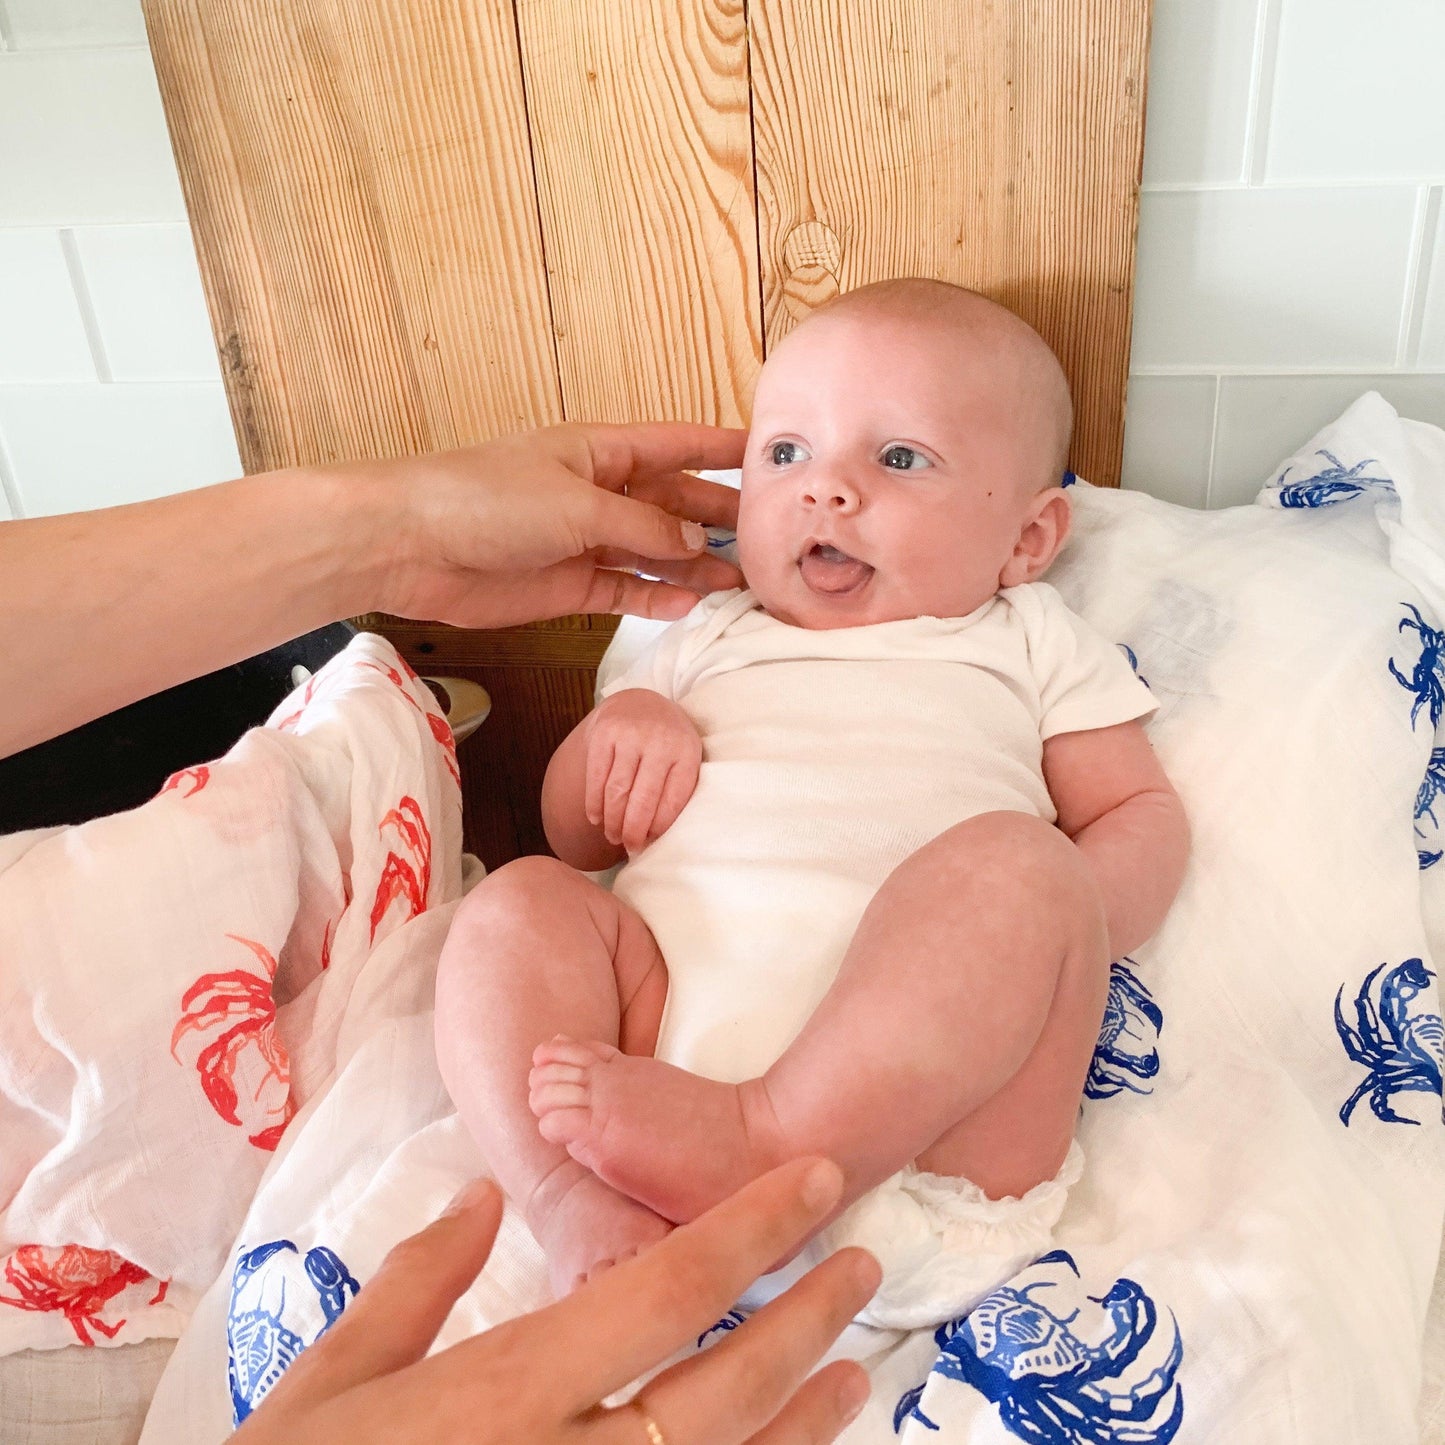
[270,1180,503,1413]
[574,563,705,620]
[743,1360,872,1445]
[619,1247,880,1445]
[581,422,749,489]
[589,547,742,598]
[470,1158,846,1417]
[626,469,742,529]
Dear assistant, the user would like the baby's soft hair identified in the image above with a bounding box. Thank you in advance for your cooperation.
[796,278,1074,495]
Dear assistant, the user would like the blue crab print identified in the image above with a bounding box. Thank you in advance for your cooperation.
[1086,961,1162,1100]
[1389,604,1445,730]
[227,1239,360,1424]
[698,1308,747,1347]
[1273,449,1392,508]
[1117,645,1150,692]
[705,528,739,565]
[895,1252,1183,1442]
[1336,959,1444,1127]
[1415,747,1445,869]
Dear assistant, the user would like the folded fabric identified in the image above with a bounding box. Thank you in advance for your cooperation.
[0,636,464,1354]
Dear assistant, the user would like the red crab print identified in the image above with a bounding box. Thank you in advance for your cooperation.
[171,935,296,1151]
[159,765,209,797]
[273,672,326,733]
[359,660,460,784]
[0,1245,169,1346]
[370,796,432,943]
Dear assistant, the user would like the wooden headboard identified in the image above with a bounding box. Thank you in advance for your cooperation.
[141,0,1153,868]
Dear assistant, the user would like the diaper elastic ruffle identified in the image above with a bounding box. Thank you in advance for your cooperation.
[741,1141,1084,1331]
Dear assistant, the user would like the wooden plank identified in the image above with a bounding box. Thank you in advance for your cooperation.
[142,0,563,473]
[514,0,761,427]
[748,0,1151,487]
[355,616,617,670]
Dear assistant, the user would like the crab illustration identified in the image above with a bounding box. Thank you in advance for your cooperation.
[1388,603,1445,730]
[370,796,433,943]
[895,1251,1184,1441]
[1336,958,1445,1127]
[1413,747,1445,869]
[360,659,461,785]
[1086,961,1163,1100]
[171,935,296,1151]
[1274,449,1392,508]
[1117,645,1150,692]
[228,1239,360,1424]
[159,764,210,797]
[698,1308,748,1348]
[0,1244,168,1346]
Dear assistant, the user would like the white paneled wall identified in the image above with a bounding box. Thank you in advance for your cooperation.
[0,0,239,520]
[1126,0,1445,505]
[0,0,1441,516]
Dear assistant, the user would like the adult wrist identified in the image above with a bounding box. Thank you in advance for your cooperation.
[285,459,414,620]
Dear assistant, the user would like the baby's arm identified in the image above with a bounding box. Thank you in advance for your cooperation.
[1042,719,1190,958]
[542,689,702,871]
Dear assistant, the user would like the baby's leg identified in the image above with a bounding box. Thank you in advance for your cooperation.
[530,811,1109,1221]
[434,855,671,1296]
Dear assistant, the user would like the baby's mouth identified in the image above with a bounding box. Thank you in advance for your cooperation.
[798,541,875,596]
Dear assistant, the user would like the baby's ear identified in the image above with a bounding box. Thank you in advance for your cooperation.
[999,487,1072,587]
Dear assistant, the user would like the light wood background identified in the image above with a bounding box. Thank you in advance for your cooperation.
[142,0,1152,867]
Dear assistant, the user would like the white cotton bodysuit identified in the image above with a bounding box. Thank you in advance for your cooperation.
[598,582,1158,1329]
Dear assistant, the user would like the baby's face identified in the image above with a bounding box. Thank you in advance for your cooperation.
[737,308,1060,629]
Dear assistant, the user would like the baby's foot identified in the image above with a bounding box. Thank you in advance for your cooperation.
[528,1036,787,1223]
[525,1158,673,1299]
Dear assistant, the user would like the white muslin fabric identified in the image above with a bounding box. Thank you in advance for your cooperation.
[598,581,1155,1323]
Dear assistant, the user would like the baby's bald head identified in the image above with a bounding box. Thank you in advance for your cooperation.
[778,279,1074,496]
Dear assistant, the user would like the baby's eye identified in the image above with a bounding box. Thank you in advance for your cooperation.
[768,439,810,467]
[880,444,931,471]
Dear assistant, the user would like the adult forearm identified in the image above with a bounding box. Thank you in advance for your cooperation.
[1067,790,1191,959]
[0,467,394,758]
[541,715,625,872]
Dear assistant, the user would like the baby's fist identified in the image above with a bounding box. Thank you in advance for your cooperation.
[585,690,702,854]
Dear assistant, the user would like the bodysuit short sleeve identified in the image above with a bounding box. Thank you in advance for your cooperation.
[596,590,736,705]
[1013,582,1159,741]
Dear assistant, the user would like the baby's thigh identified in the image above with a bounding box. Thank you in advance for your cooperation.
[437,855,669,1054]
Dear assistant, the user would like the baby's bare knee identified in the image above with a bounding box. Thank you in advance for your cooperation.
[444,856,587,969]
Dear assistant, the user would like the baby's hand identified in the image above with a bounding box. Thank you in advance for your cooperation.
[585,690,702,855]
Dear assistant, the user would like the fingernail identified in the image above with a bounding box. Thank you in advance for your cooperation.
[682,521,707,550]
[442,1178,497,1218]
[800,1159,844,1213]
[853,1248,883,1296]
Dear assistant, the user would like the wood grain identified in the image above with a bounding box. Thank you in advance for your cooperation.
[514,0,762,427]
[142,0,563,472]
[749,0,1151,486]
[144,0,1152,864]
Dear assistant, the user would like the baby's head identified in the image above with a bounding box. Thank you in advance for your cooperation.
[737,279,1074,629]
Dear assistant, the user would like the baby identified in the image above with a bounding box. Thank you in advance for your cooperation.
[435,279,1190,1327]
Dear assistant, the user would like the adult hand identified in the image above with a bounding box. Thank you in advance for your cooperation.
[354,421,747,628]
[233,1158,878,1445]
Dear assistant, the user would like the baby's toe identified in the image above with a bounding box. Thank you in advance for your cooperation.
[528,1073,590,1116]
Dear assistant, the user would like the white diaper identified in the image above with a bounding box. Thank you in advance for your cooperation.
[740,1142,1085,1331]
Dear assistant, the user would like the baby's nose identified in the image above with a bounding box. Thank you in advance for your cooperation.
[802,472,861,512]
